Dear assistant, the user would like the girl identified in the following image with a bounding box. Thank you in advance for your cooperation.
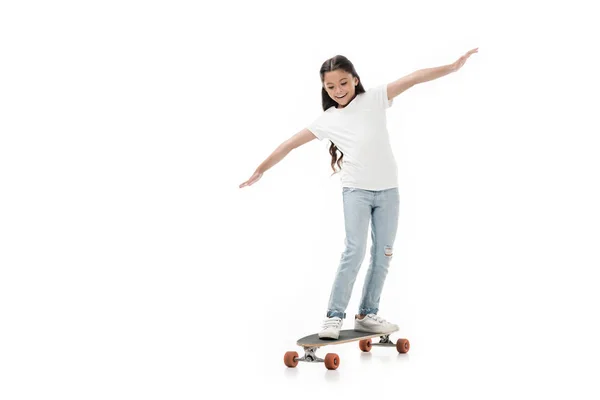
[240,48,478,339]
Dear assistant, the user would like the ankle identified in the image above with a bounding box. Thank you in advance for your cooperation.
[356,314,366,320]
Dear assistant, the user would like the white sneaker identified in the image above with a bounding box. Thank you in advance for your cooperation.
[318,316,343,339]
[354,314,399,333]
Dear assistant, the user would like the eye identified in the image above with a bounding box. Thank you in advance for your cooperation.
[341,82,347,86]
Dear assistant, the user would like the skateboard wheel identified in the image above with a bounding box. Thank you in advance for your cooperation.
[396,338,410,353]
[284,351,299,368]
[359,339,372,352]
[324,353,340,370]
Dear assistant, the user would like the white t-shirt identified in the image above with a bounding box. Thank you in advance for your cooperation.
[307,84,398,191]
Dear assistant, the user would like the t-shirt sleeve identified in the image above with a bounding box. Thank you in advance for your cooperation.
[371,83,393,109]
[306,114,328,141]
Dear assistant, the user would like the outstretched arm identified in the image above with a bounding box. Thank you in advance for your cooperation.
[239,128,317,188]
[386,47,479,101]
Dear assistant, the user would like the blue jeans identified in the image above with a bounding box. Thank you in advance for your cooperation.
[326,187,400,319]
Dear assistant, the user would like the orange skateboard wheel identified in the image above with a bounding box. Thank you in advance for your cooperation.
[396,338,410,353]
[359,339,372,352]
[324,353,340,370]
[284,351,299,367]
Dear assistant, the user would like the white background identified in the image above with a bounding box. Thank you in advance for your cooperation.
[1,0,599,398]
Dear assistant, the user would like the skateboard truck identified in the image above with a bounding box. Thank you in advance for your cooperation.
[372,334,394,346]
[296,347,324,363]
[284,346,340,370]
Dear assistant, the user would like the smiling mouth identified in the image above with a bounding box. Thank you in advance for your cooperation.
[336,94,347,99]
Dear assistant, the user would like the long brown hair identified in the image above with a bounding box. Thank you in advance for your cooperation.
[318,55,366,174]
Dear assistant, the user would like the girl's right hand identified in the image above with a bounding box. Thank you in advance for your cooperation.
[239,171,263,188]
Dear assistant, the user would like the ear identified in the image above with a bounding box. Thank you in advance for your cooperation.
[354,77,359,86]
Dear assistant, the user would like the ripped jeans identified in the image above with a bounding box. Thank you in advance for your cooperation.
[326,186,400,319]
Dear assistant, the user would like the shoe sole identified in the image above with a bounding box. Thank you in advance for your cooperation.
[318,332,340,340]
[354,325,399,334]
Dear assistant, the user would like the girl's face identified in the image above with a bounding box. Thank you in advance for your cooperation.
[323,70,358,108]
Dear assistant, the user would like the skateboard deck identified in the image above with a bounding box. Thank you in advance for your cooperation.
[285,329,410,370]
[297,329,399,347]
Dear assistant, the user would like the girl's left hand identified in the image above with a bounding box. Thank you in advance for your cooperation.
[452,47,478,72]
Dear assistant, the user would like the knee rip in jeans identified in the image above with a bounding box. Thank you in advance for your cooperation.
[384,246,393,257]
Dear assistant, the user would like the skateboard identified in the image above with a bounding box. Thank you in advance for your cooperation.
[284,329,410,370]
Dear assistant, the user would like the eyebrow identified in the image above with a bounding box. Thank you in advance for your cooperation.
[325,79,348,85]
